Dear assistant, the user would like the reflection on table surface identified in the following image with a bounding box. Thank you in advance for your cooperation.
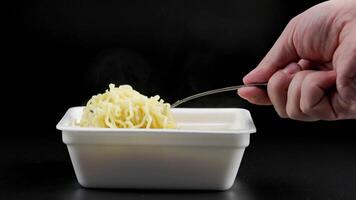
[1,130,356,200]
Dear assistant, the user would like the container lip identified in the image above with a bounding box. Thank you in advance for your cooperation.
[56,107,257,135]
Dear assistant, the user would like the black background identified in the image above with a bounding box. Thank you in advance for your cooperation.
[3,0,356,199]
[6,0,334,133]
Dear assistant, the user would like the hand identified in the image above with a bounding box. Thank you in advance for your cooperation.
[238,0,356,121]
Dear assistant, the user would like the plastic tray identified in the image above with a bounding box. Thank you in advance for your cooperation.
[56,107,256,190]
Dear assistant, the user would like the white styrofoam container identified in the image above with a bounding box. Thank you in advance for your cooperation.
[56,107,256,190]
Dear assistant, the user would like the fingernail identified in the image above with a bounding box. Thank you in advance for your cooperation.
[283,63,301,75]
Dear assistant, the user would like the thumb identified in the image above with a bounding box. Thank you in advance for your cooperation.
[243,18,299,84]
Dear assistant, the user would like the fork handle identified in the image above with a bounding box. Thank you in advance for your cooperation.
[171,82,268,108]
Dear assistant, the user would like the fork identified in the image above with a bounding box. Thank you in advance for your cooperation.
[171,82,268,108]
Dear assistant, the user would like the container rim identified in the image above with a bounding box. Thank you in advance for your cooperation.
[56,107,257,135]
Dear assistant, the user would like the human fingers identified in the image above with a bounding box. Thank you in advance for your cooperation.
[286,70,318,121]
[300,70,337,120]
[267,63,302,117]
[237,87,271,105]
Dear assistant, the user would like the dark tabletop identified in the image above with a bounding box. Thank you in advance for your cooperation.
[5,0,355,199]
[1,121,356,200]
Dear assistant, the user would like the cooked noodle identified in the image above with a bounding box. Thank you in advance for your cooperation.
[78,84,176,129]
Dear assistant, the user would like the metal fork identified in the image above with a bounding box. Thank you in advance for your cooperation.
[171,83,268,108]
